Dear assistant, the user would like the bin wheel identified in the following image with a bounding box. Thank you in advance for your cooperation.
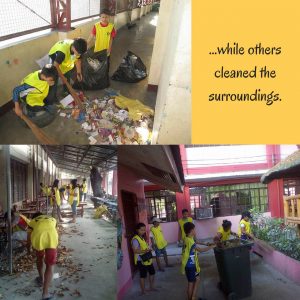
[228,292,238,300]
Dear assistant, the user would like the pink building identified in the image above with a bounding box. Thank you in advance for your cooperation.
[117,145,299,299]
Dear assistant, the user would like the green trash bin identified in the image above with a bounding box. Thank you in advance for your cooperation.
[214,240,253,300]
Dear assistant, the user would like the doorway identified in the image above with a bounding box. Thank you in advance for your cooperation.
[121,190,139,276]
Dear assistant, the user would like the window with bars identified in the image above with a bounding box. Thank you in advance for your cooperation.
[284,178,300,196]
[189,182,269,218]
[71,0,101,21]
[11,159,28,203]
[0,0,102,41]
[145,190,177,222]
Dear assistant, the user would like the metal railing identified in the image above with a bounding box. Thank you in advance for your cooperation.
[0,0,52,41]
[71,0,101,22]
[0,0,101,42]
[284,194,300,223]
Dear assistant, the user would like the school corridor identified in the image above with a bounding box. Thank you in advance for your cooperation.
[0,145,117,300]
[0,202,116,300]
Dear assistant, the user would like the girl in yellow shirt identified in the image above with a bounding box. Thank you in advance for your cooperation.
[238,211,254,240]
[214,220,238,244]
[51,179,63,223]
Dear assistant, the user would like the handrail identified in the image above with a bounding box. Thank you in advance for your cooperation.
[283,195,300,219]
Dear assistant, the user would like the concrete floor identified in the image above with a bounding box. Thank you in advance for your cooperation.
[0,198,116,300]
[123,244,300,300]
[0,12,158,144]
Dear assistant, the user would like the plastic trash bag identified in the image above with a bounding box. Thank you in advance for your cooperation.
[112,51,147,83]
[114,94,154,121]
[36,53,51,68]
[73,48,109,90]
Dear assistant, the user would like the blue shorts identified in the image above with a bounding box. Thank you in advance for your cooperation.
[185,267,200,283]
[155,247,167,257]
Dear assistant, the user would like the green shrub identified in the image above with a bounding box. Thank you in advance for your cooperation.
[250,208,300,261]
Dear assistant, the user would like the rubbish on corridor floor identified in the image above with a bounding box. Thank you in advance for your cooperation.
[60,94,74,107]
[58,90,154,145]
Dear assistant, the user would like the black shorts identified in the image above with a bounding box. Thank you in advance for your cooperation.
[137,261,155,278]
[185,267,200,283]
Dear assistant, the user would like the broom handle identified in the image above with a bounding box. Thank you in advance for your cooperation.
[61,76,84,110]
[20,114,59,145]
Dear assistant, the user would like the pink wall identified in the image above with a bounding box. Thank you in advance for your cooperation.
[176,186,191,219]
[253,241,300,285]
[117,164,147,300]
[159,222,179,243]
[157,213,271,242]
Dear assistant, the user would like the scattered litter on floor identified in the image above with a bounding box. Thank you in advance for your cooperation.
[58,89,154,145]
[13,252,35,273]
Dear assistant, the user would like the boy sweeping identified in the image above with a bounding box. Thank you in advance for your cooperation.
[13,64,58,128]
[49,38,87,93]
[28,212,58,300]
[181,222,215,300]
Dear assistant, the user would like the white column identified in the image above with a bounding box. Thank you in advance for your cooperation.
[151,0,191,144]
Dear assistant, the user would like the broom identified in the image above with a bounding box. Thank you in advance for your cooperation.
[62,77,85,111]
[20,114,59,145]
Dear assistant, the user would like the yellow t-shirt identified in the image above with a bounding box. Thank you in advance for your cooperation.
[238,219,252,236]
[29,215,58,251]
[54,187,61,206]
[82,182,87,193]
[68,186,79,206]
[179,217,193,241]
[217,226,231,241]
[181,236,200,275]
[150,225,168,250]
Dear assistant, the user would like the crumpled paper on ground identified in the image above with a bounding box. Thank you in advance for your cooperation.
[58,91,154,145]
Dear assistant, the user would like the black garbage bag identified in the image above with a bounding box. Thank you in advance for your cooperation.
[112,51,147,83]
[73,48,109,90]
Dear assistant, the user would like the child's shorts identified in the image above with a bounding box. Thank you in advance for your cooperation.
[137,261,156,278]
[36,248,57,265]
[155,247,167,257]
[185,267,200,282]
[71,200,77,215]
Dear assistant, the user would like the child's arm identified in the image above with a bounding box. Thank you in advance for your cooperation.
[150,236,156,250]
[108,38,113,56]
[75,59,83,82]
[240,225,254,239]
[132,240,151,254]
[87,34,95,48]
[53,61,68,85]
[178,224,181,242]
[213,233,222,243]
[12,83,33,117]
[195,244,215,253]
[230,231,239,237]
